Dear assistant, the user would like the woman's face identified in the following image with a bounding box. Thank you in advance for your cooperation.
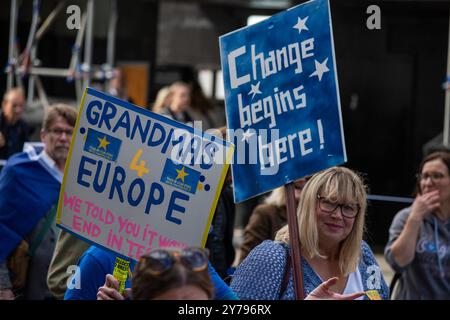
[315,194,357,246]
[420,159,450,203]
[153,285,208,300]
[170,85,191,114]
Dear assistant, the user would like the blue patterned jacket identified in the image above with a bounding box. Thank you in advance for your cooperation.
[230,240,389,300]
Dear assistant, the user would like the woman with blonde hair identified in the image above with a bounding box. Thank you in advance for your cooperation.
[230,166,389,300]
[156,81,193,124]
[151,86,170,114]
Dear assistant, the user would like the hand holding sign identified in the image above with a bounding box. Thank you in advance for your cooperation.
[97,274,131,300]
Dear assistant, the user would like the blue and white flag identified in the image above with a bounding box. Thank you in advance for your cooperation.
[0,147,61,262]
[220,0,346,203]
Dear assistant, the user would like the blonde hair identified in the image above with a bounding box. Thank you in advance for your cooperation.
[275,167,367,276]
[152,86,170,114]
[154,81,191,114]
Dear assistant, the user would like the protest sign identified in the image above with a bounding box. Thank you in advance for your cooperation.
[220,0,346,203]
[56,88,234,261]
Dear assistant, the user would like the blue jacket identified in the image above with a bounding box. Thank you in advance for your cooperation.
[230,240,389,300]
[65,246,238,300]
[0,151,60,262]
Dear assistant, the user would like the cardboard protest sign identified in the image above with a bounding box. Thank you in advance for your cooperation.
[220,0,346,203]
[56,88,234,261]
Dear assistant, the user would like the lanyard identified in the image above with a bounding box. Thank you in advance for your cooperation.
[433,217,445,279]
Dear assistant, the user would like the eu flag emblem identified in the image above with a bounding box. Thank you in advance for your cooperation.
[83,128,122,161]
[160,159,201,194]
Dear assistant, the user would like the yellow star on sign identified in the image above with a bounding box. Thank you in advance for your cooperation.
[97,135,110,150]
[175,166,189,182]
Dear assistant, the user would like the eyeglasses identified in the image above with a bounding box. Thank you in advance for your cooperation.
[416,172,447,182]
[139,247,209,276]
[317,194,360,218]
[47,128,73,137]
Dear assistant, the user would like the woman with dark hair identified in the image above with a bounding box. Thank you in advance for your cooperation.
[384,151,450,299]
[132,247,214,300]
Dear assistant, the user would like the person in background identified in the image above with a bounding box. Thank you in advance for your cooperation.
[107,67,133,104]
[65,246,136,300]
[230,167,389,300]
[151,86,170,114]
[188,80,216,130]
[0,87,31,163]
[46,230,90,299]
[205,126,235,281]
[157,81,193,125]
[239,177,309,263]
[0,104,77,300]
[384,150,450,299]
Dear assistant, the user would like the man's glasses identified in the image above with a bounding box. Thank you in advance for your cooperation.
[47,128,73,137]
[416,172,447,183]
[317,194,360,218]
[139,247,209,276]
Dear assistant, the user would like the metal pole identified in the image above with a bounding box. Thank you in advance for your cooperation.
[285,183,305,300]
[12,45,23,90]
[107,0,117,66]
[28,67,71,77]
[83,0,94,92]
[444,9,450,147]
[106,0,118,91]
[35,0,67,41]
[7,0,18,90]
[34,76,50,111]
[27,46,37,106]
[23,0,40,61]
[69,13,87,73]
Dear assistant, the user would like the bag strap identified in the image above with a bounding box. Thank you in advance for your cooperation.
[389,272,401,299]
[279,244,292,299]
[28,204,57,257]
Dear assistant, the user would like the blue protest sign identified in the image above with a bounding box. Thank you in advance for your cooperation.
[220,0,346,203]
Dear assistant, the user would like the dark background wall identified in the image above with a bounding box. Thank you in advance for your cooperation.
[331,2,448,248]
[0,0,448,248]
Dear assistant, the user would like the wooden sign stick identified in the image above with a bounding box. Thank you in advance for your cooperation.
[285,182,304,299]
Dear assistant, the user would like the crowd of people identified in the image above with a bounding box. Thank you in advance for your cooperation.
[0,81,449,301]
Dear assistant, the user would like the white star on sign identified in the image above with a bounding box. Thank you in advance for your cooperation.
[293,16,309,34]
[309,58,330,81]
[241,129,255,142]
[248,81,262,100]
